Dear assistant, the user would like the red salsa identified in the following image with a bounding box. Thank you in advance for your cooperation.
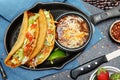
[111,22,120,41]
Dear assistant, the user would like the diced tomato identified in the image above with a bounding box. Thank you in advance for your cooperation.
[44,47,49,54]
[26,43,31,48]
[26,32,34,41]
[24,46,28,53]
[31,24,37,29]
[24,43,30,53]
[48,29,53,34]
[24,47,28,56]
[24,43,32,56]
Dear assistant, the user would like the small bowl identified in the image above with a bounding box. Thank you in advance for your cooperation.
[89,66,120,80]
[109,20,120,43]
[55,12,92,52]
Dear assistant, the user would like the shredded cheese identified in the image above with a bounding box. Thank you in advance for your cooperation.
[57,15,89,48]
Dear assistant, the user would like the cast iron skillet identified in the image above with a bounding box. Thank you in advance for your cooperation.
[4,2,120,70]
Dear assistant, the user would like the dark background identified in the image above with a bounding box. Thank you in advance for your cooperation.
[84,0,120,10]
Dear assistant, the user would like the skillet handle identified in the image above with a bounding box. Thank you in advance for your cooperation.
[90,5,120,24]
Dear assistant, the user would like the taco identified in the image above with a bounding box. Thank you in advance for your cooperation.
[28,9,48,61]
[27,9,56,68]
[4,11,41,68]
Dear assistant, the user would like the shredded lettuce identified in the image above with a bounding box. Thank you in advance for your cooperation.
[36,53,44,61]
[28,13,39,25]
[13,49,24,61]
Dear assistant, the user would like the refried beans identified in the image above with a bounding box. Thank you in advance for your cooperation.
[56,15,89,48]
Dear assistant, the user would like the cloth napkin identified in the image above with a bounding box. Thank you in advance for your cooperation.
[0,0,103,80]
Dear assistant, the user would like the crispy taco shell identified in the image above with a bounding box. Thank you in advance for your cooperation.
[28,9,48,61]
[36,13,55,65]
[28,10,56,67]
[4,11,39,68]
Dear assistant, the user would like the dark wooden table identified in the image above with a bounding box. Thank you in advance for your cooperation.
[41,1,120,80]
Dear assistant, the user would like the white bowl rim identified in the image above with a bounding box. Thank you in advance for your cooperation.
[89,66,120,80]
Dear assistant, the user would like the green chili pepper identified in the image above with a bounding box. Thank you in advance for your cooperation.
[48,48,66,64]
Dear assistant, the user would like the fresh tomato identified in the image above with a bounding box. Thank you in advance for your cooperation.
[26,32,33,41]
[24,43,32,56]
[31,24,37,29]
[48,29,53,34]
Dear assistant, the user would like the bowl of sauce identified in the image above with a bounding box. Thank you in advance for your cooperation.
[110,20,120,43]
[55,12,92,52]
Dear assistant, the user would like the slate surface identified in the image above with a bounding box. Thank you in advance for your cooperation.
[40,1,120,80]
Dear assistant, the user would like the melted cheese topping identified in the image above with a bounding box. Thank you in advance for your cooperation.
[57,15,89,48]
